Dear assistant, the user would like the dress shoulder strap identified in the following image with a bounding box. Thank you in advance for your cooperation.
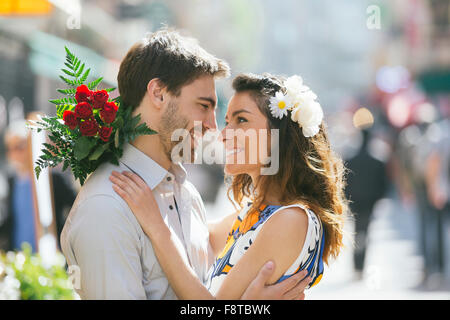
[252,203,322,241]
[262,203,312,222]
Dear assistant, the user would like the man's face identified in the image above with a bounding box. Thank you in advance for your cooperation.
[5,135,29,173]
[158,74,218,163]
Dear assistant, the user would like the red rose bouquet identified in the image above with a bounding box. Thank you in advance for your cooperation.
[31,47,156,185]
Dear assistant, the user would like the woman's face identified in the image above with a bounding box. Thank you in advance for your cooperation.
[221,91,271,179]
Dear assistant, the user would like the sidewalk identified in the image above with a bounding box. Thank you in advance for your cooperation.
[307,198,450,300]
[205,186,450,299]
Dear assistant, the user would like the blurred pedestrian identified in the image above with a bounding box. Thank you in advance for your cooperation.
[423,118,450,287]
[0,120,37,252]
[0,120,76,253]
[345,128,389,279]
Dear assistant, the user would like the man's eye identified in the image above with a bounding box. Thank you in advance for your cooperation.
[200,104,209,110]
[237,117,247,123]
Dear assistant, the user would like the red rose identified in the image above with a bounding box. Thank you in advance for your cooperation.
[91,90,109,109]
[63,110,78,130]
[99,126,113,142]
[75,85,92,103]
[75,102,93,119]
[79,118,99,136]
[100,101,118,124]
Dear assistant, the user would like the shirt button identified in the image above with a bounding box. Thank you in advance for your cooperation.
[167,176,172,182]
[169,205,174,210]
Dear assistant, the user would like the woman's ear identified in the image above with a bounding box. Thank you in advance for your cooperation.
[146,78,166,109]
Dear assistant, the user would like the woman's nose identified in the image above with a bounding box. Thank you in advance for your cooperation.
[221,124,237,145]
[220,124,230,144]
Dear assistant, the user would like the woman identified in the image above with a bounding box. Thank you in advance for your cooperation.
[109,73,348,299]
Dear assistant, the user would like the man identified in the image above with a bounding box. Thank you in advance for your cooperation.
[0,120,76,252]
[423,118,449,287]
[345,128,388,279]
[61,29,309,300]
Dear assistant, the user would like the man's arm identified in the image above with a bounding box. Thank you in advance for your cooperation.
[111,171,312,300]
[68,195,146,299]
[242,261,311,300]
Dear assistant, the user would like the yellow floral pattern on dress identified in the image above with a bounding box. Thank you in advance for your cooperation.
[206,203,325,295]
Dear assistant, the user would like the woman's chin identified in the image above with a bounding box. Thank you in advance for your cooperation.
[224,162,258,177]
[224,162,244,176]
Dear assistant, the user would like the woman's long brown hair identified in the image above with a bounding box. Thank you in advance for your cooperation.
[227,73,349,265]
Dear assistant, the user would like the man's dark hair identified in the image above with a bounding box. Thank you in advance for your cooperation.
[118,28,230,109]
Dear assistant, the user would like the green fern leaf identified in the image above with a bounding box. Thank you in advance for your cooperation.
[57,88,77,95]
[79,68,90,83]
[64,62,73,70]
[87,77,102,90]
[62,160,70,172]
[62,69,76,77]
[49,98,65,105]
[74,59,81,73]
[59,75,77,86]
[76,63,85,78]
[65,46,74,60]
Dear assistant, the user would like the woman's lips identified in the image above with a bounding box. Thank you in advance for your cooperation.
[225,148,244,161]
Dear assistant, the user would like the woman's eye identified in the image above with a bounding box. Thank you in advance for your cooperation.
[237,117,247,123]
[200,104,209,110]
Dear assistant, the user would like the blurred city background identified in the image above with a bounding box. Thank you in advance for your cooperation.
[0,0,449,299]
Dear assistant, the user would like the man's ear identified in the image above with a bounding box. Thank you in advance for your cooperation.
[147,78,166,110]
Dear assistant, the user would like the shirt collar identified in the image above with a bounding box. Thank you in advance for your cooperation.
[169,161,187,184]
[119,143,188,189]
[119,143,168,190]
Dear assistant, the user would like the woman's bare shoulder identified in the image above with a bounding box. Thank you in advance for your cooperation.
[265,206,309,233]
[254,205,309,255]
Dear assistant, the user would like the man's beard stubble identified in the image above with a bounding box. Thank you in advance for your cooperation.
[159,100,192,163]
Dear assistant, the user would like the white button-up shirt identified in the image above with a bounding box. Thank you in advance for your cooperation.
[61,143,213,299]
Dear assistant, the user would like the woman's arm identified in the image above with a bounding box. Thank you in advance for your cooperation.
[146,224,215,299]
[110,171,309,300]
[214,207,308,299]
[208,211,239,256]
[109,170,214,300]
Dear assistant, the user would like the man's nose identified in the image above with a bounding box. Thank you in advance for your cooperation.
[203,111,218,131]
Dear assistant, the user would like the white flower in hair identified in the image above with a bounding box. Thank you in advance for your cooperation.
[281,75,323,137]
[284,75,310,103]
[269,91,291,119]
[285,75,317,108]
[291,99,323,137]
[268,74,323,137]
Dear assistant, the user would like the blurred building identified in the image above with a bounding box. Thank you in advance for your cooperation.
[0,0,449,298]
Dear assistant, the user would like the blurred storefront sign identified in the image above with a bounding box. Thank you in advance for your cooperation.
[418,70,450,94]
[118,0,172,25]
[0,33,35,119]
[28,31,119,85]
[0,0,52,15]
[46,0,79,16]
